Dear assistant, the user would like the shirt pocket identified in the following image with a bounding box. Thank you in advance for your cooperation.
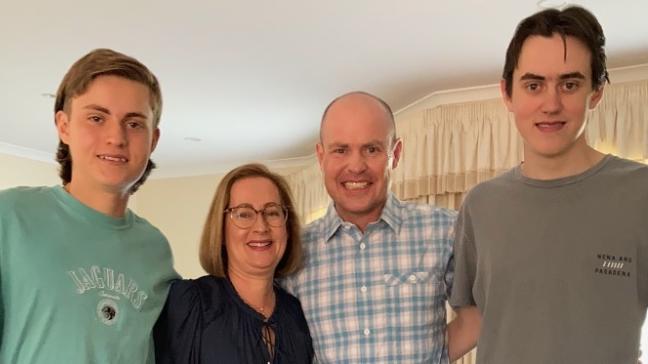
[381,270,445,310]
[379,270,446,357]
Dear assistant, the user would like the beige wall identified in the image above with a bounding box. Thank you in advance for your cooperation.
[134,174,224,278]
[0,153,60,189]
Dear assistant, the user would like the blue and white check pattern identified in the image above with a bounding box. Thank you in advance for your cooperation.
[285,193,456,364]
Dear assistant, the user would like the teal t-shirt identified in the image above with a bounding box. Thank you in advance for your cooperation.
[0,186,178,363]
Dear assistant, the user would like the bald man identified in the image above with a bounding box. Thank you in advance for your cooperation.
[284,92,479,364]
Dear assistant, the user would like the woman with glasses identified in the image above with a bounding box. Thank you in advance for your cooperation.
[154,164,314,363]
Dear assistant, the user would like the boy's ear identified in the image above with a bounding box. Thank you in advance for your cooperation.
[588,86,604,110]
[55,111,71,144]
[151,128,160,152]
[500,79,514,112]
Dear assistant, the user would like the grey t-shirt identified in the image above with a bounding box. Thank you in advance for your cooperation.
[450,155,648,364]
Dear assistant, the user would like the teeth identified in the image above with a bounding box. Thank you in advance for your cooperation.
[344,181,368,190]
[536,122,565,131]
[99,155,127,162]
[248,241,272,247]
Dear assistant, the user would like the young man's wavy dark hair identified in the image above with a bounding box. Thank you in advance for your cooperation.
[502,5,610,97]
[54,48,163,194]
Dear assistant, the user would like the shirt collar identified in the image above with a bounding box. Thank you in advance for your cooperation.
[379,193,402,234]
[322,204,343,242]
[322,192,402,243]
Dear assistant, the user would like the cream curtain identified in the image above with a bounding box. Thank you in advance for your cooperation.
[283,160,329,223]
[284,79,648,364]
[392,98,522,201]
[586,80,648,160]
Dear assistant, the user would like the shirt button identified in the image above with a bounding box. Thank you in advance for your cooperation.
[360,285,367,293]
[363,329,371,336]
[360,243,366,250]
[408,274,417,282]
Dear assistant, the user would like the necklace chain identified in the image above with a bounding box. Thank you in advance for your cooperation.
[244,291,275,319]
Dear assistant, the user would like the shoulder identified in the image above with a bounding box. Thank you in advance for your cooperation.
[276,285,309,328]
[127,212,176,255]
[395,197,458,227]
[301,215,329,244]
[130,212,167,238]
[0,186,55,215]
[168,276,221,305]
[303,214,327,233]
[276,285,302,312]
[391,200,457,255]
[400,199,457,218]
[602,155,648,179]
[167,276,226,315]
[462,168,517,207]
[0,185,53,205]
[599,156,648,203]
[166,278,201,307]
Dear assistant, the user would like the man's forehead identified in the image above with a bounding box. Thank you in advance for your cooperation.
[321,106,392,133]
[324,139,388,147]
[320,118,393,144]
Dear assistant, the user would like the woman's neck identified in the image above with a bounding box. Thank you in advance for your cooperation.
[228,270,276,318]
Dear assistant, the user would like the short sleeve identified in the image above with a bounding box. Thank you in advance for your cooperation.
[449,202,478,308]
[153,279,203,364]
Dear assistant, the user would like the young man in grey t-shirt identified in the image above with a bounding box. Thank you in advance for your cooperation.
[450,6,648,364]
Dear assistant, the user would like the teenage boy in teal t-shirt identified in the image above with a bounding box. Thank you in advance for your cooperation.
[0,49,178,363]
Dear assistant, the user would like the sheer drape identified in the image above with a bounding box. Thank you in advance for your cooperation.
[283,159,329,223]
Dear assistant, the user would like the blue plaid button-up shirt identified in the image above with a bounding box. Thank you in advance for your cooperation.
[285,193,456,364]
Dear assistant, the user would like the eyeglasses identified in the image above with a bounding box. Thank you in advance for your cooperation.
[224,203,288,229]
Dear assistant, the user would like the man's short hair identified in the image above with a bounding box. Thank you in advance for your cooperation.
[320,91,397,145]
[54,48,163,194]
[502,5,609,97]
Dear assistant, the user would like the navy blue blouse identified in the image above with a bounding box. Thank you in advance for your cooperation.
[154,276,313,364]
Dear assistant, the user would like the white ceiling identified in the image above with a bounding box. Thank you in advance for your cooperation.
[2,0,647,178]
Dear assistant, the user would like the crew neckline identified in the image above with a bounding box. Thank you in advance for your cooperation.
[513,154,614,188]
[51,185,133,229]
